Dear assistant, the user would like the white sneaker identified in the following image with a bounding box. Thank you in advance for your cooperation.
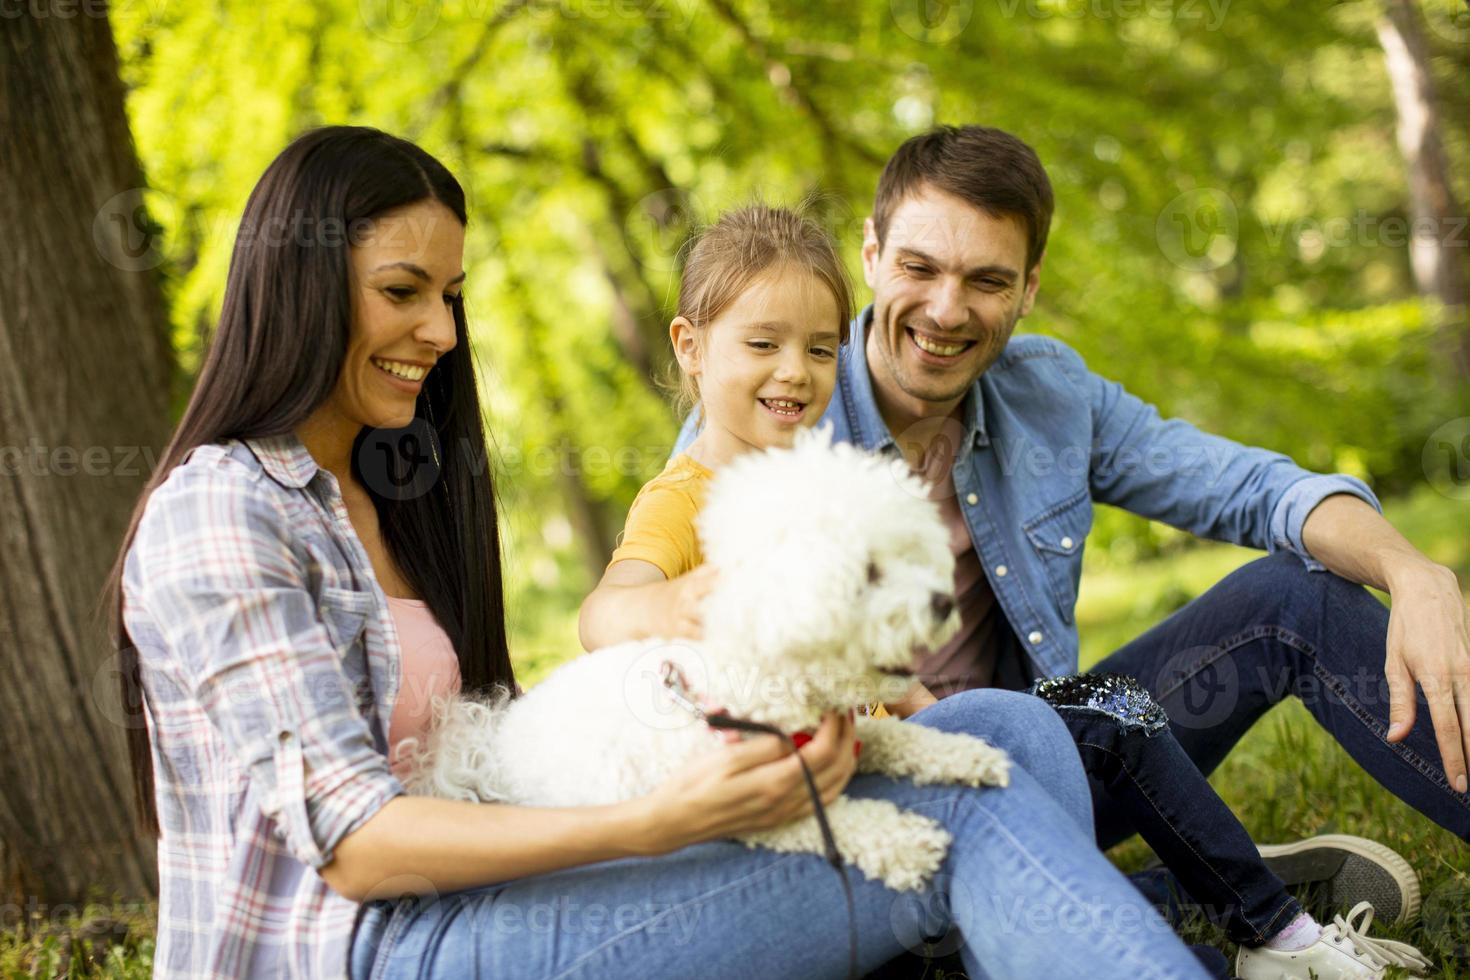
[1235,902,1432,979]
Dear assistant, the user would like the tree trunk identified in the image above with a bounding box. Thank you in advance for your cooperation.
[0,6,173,906]
[1376,0,1470,377]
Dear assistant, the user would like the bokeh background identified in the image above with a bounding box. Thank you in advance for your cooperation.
[3,0,1468,973]
[104,0,1470,677]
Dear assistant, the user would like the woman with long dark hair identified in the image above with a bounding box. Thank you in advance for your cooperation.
[102,126,1209,979]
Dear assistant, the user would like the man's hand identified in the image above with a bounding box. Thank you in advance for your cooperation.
[1301,492,1470,793]
[1384,562,1470,793]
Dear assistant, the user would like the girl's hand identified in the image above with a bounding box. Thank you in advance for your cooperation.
[662,565,719,639]
[638,711,859,853]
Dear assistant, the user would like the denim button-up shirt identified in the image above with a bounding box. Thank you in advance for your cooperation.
[675,304,1380,680]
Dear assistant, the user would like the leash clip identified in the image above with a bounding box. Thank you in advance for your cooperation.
[659,660,706,720]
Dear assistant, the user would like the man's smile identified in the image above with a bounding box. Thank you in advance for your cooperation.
[904,326,977,363]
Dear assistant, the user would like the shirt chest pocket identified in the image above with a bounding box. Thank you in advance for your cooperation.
[318,586,376,715]
[1022,492,1092,624]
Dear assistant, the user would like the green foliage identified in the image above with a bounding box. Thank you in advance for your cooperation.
[0,903,154,979]
[107,0,1469,659]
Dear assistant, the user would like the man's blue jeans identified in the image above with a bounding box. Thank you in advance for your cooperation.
[1091,551,1470,843]
[348,690,1208,980]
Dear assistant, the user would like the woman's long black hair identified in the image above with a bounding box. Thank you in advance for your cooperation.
[98,126,515,837]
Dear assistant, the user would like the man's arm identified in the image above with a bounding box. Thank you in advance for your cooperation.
[1059,341,1470,786]
[1301,494,1470,793]
[1056,341,1381,557]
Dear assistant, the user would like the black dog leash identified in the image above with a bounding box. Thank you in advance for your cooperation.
[660,663,859,980]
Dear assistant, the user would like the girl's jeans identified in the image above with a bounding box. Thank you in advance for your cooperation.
[348,689,1208,980]
[1044,687,1302,946]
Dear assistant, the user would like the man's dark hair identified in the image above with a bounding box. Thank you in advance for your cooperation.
[873,125,1054,274]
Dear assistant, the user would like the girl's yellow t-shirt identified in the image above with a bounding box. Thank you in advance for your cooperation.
[605,451,894,719]
[607,453,714,580]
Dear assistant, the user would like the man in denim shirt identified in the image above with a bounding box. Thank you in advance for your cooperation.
[675,126,1469,869]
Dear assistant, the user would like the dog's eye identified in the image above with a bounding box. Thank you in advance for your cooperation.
[866,561,881,585]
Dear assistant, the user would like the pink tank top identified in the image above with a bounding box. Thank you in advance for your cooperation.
[385,596,462,779]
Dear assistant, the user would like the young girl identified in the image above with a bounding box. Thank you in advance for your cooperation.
[580,206,1431,980]
[579,205,854,650]
[109,137,1208,980]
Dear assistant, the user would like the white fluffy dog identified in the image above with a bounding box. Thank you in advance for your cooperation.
[402,427,1011,891]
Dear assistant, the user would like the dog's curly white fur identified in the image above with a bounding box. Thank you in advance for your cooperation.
[401,427,1011,891]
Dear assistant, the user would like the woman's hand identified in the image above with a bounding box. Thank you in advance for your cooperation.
[660,565,719,640]
[636,710,859,854]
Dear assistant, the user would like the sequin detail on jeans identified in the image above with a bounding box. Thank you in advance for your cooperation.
[1028,673,1169,736]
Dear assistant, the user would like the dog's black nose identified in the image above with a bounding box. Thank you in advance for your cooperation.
[930,592,954,621]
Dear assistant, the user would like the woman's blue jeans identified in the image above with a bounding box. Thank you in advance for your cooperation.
[348,689,1208,980]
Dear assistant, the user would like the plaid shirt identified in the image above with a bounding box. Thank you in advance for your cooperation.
[122,433,406,979]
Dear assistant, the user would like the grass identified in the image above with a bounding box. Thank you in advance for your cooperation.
[5,487,1466,977]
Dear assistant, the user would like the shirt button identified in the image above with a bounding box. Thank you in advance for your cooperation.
[994,565,1008,577]
[966,493,978,506]
[1060,536,1074,549]
[1028,630,1044,645]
